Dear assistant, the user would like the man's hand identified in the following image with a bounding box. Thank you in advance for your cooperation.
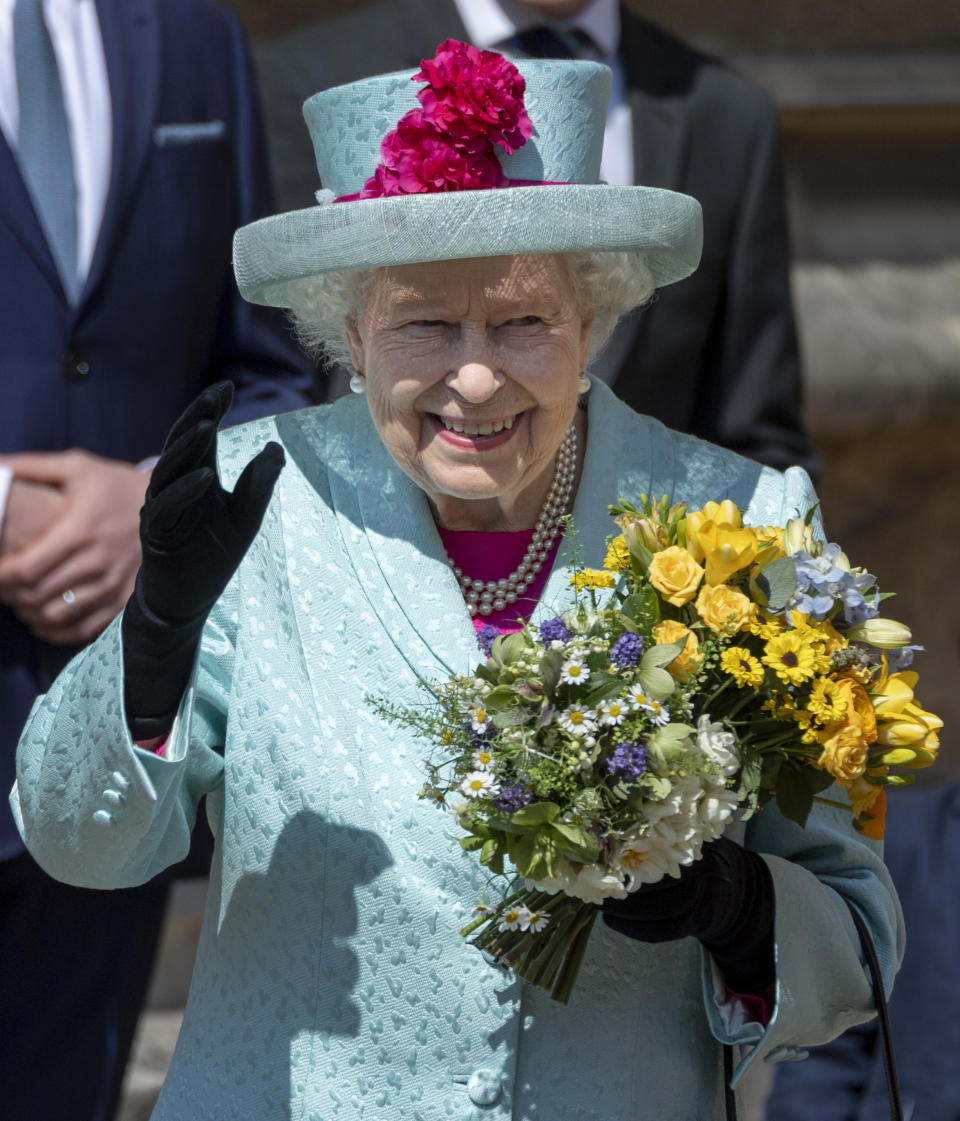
[0,479,66,557]
[0,450,151,645]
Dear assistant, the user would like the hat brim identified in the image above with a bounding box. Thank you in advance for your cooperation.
[233,184,703,308]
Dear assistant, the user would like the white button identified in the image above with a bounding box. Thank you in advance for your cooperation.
[466,1069,501,1106]
[103,790,125,808]
[111,770,130,790]
[92,810,115,827]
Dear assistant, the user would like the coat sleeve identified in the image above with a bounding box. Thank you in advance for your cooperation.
[9,581,236,889]
[206,5,316,424]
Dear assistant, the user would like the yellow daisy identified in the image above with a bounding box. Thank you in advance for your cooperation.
[720,646,765,688]
[604,535,631,573]
[762,631,818,686]
[807,677,849,723]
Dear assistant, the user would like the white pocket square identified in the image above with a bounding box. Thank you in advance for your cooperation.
[153,120,226,146]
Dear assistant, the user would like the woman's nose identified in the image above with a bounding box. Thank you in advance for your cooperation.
[444,360,505,402]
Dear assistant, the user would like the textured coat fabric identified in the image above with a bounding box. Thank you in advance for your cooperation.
[13,383,901,1121]
[256,0,816,474]
[0,0,315,860]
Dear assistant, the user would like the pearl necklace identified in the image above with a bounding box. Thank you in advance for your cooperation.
[446,425,578,617]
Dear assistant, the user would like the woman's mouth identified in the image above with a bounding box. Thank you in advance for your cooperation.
[430,413,522,448]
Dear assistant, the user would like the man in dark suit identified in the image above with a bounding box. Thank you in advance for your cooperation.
[257,0,817,474]
[766,782,960,1121]
[0,0,314,1116]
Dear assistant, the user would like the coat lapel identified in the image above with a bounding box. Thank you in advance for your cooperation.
[0,133,64,296]
[83,0,160,306]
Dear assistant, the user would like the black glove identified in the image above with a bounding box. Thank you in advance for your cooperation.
[121,381,285,739]
[602,836,775,993]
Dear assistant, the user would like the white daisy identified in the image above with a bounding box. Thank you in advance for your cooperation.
[473,748,495,770]
[467,705,493,735]
[460,771,499,799]
[518,908,550,933]
[560,658,590,685]
[597,698,628,726]
[642,700,670,726]
[498,907,523,931]
[625,685,648,709]
[558,704,597,736]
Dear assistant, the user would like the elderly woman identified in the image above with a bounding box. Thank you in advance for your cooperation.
[12,44,900,1121]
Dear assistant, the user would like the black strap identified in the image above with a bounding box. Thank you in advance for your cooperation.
[845,901,904,1121]
[722,902,902,1121]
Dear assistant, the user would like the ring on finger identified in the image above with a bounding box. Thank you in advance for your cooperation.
[61,588,78,611]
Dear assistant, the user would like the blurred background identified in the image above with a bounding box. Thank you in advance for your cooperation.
[120,2,960,1117]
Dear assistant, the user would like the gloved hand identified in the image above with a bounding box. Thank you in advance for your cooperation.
[121,381,285,739]
[601,836,775,993]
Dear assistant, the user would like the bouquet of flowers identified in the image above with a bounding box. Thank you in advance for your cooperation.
[376,497,941,1003]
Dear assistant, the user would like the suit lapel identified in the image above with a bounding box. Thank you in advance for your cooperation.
[619,8,688,192]
[0,133,65,295]
[397,0,470,66]
[83,0,160,305]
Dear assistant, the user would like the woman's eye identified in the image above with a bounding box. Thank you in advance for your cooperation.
[503,316,542,327]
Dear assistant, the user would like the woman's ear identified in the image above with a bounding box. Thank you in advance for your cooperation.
[345,316,364,374]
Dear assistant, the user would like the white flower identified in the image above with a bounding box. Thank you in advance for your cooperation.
[525,859,577,896]
[642,699,670,726]
[695,715,739,776]
[518,907,551,933]
[560,657,590,685]
[558,703,597,736]
[597,698,628,726]
[567,863,629,904]
[498,907,523,931]
[472,902,494,916]
[467,705,494,735]
[460,771,499,799]
[696,781,740,838]
[626,685,648,709]
[473,748,495,770]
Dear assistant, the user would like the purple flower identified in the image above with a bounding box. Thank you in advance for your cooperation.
[469,723,496,747]
[495,781,534,812]
[610,631,644,667]
[477,624,500,657]
[540,617,570,646]
[607,741,648,780]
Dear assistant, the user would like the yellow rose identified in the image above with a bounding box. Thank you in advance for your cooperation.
[651,619,700,681]
[817,678,876,782]
[695,583,756,635]
[647,546,704,607]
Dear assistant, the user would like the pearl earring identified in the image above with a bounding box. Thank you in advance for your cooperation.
[578,373,590,395]
[349,373,366,394]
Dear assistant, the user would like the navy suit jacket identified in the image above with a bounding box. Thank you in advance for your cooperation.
[257,0,817,475]
[766,783,960,1121]
[0,0,315,857]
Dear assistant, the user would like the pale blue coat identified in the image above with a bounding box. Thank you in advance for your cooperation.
[12,381,902,1121]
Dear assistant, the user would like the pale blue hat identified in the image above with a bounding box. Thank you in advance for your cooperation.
[233,55,703,308]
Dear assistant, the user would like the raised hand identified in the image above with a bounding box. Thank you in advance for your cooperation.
[122,381,285,738]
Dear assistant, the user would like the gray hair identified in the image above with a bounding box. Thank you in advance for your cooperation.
[285,252,655,371]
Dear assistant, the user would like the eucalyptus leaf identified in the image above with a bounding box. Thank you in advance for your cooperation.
[642,642,684,668]
[636,665,675,702]
[752,556,797,612]
[539,648,563,695]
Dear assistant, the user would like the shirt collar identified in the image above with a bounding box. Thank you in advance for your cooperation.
[451,0,620,60]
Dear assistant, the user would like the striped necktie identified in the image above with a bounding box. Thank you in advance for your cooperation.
[14,0,80,303]
[505,25,596,61]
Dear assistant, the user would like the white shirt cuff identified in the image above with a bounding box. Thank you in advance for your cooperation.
[0,465,13,536]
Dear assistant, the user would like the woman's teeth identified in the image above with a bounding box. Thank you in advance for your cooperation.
[441,416,517,437]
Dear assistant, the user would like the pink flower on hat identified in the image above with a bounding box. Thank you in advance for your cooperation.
[357,39,532,200]
[414,38,533,155]
[360,110,504,198]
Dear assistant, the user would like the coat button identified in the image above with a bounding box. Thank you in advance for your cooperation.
[466,1069,502,1106]
[63,350,91,380]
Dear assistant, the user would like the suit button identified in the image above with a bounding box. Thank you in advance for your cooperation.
[466,1069,502,1106]
[63,351,91,380]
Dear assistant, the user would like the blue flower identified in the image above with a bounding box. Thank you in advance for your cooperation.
[477,624,500,657]
[610,631,644,667]
[540,617,570,646]
[495,781,534,812]
[884,644,924,673]
[788,546,878,623]
[606,741,647,779]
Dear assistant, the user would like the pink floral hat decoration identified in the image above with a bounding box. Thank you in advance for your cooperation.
[233,40,703,308]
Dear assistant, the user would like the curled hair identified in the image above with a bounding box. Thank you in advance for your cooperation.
[286,251,655,371]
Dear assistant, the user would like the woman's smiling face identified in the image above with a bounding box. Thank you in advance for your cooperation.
[345,254,592,531]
